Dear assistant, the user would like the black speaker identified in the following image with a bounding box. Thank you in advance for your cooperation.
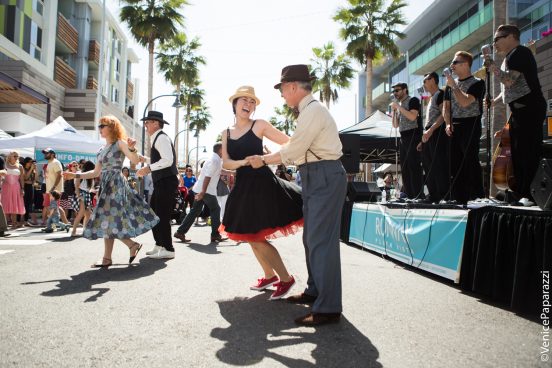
[346,181,380,202]
[531,158,552,210]
[339,134,360,173]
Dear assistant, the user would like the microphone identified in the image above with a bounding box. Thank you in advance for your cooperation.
[389,93,396,101]
[443,68,452,78]
[481,44,493,67]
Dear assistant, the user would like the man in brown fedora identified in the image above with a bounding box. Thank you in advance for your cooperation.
[136,111,179,259]
[248,64,347,326]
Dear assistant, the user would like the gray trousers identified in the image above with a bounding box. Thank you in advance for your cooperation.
[299,160,347,313]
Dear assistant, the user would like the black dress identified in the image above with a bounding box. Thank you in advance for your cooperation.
[220,121,303,242]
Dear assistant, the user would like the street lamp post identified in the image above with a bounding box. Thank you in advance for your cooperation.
[174,128,189,167]
[141,93,182,155]
[187,145,207,172]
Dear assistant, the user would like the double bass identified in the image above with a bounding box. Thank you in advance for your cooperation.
[492,115,516,191]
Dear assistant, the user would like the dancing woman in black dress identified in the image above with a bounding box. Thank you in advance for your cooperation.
[220,86,303,300]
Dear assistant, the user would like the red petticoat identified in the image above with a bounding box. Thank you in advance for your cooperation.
[219,218,304,242]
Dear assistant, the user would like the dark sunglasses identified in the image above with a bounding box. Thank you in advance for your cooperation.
[493,34,508,43]
[451,60,466,65]
[98,124,108,129]
[392,89,403,93]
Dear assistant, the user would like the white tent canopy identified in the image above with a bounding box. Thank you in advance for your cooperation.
[0,117,104,155]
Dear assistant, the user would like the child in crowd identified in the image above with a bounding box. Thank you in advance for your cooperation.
[42,190,69,233]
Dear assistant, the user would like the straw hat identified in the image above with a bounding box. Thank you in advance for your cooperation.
[228,86,261,105]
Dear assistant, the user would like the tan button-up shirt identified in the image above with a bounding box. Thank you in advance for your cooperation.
[280,94,342,166]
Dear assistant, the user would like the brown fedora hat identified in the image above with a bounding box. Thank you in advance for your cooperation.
[274,64,316,89]
[140,110,169,125]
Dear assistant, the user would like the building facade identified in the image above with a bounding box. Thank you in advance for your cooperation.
[360,0,552,122]
[0,0,141,142]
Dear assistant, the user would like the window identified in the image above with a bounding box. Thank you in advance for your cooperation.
[33,0,44,15]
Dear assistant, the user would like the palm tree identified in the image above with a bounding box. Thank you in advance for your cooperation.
[269,105,296,136]
[120,0,187,105]
[157,35,206,164]
[334,0,407,116]
[310,42,355,109]
[181,86,204,163]
[189,104,211,172]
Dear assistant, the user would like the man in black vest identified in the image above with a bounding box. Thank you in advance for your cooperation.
[137,111,179,259]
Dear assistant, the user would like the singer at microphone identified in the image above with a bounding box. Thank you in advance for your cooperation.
[389,82,424,200]
[490,24,546,205]
[481,44,494,68]
[443,51,485,204]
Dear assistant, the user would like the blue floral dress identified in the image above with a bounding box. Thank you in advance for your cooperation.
[84,142,159,239]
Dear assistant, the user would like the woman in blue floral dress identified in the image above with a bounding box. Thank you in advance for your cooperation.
[63,115,159,268]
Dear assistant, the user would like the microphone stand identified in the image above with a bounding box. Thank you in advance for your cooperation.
[484,65,492,198]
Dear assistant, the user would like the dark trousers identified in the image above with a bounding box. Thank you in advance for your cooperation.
[422,125,449,201]
[450,118,484,204]
[510,100,546,200]
[177,192,220,238]
[23,184,34,221]
[400,128,424,199]
[150,176,179,251]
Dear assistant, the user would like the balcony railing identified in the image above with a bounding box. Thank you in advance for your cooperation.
[54,57,76,88]
[56,13,78,54]
[127,80,134,100]
[86,76,98,90]
[88,40,100,65]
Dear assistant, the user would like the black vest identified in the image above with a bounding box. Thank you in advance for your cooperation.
[151,131,178,183]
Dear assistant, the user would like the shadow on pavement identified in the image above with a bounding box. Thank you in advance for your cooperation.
[184,242,222,255]
[211,294,381,367]
[21,258,167,302]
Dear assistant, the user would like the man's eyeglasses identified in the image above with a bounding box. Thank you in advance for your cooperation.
[392,89,403,93]
[493,34,508,43]
[451,60,466,65]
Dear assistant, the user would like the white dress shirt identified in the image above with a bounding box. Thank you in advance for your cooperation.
[192,152,222,196]
[147,129,175,171]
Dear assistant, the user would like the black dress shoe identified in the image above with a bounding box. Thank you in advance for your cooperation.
[286,293,317,304]
[294,312,341,326]
[174,231,191,242]
[211,235,228,243]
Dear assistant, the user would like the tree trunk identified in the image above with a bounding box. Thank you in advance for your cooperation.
[146,41,155,156]
[365,58,373,117]
[174,85,181,167]
[490,0,508,196]
[185,103,191,164]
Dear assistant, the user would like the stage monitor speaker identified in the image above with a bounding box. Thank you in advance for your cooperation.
[339,134,360,173]
[346,181,380,202]
[531,158,552,210]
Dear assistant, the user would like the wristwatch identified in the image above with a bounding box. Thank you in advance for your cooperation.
[261,156,267,166]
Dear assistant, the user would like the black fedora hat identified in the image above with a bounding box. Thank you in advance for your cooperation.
[140,110,169,125]
[274,64,316,89]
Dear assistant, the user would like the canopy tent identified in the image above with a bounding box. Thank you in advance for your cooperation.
[0,117,104,158]
[339,110,399,163]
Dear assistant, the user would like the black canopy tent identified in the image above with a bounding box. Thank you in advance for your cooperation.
[339,110,399,163]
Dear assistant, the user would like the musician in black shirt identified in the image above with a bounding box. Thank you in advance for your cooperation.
[419,72,448,202]
[444,51,486,204]
[491,24,547,203]
[390,82,424,199]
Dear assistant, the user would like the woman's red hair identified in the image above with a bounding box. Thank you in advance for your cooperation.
[99,115,127,142]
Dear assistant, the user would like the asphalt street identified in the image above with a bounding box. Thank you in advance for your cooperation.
[0,221,546,367]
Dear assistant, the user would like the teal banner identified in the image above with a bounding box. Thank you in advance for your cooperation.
[349,203,468,282]
[34,149,97,165]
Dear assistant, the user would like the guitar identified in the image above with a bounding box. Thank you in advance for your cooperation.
[492,115,516,191]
